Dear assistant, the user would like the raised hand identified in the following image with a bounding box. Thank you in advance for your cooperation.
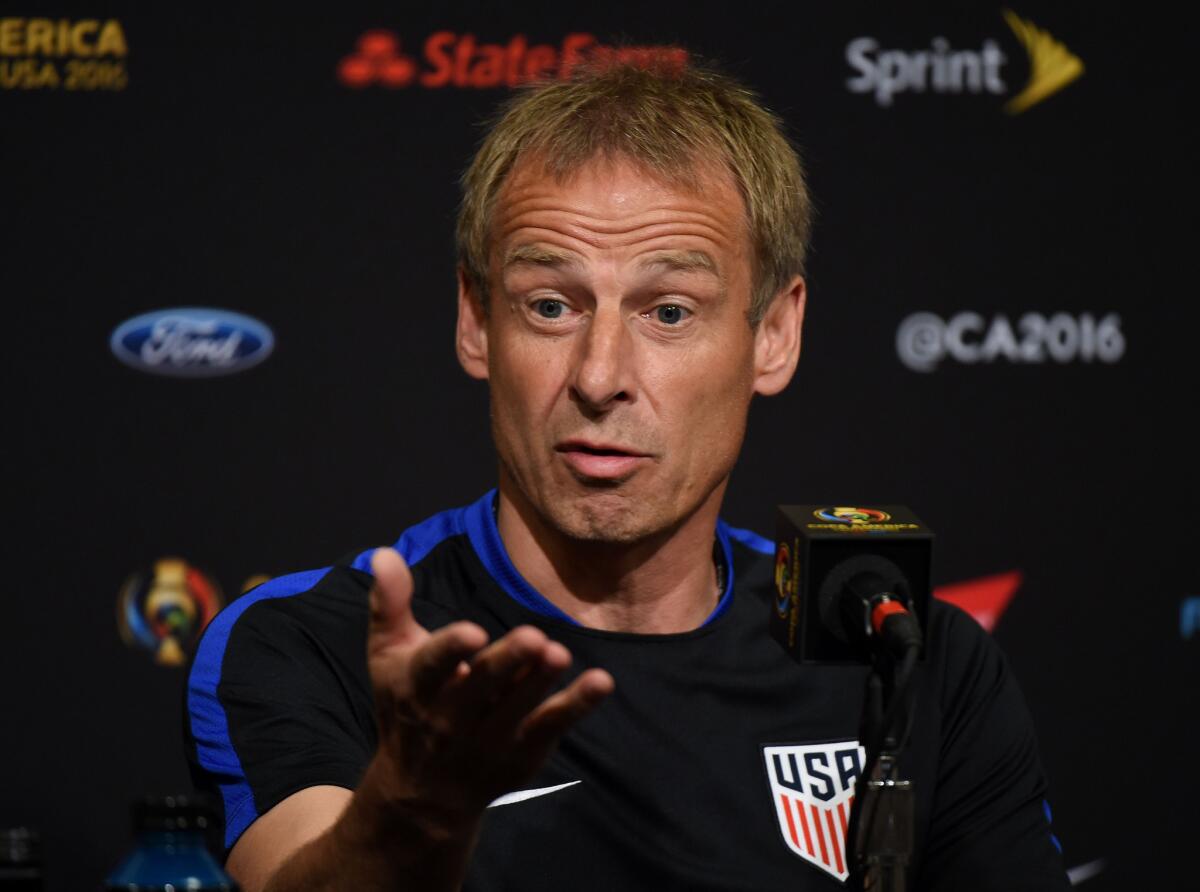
[365,547,615,833]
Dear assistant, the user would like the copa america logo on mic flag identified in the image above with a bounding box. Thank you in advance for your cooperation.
[774,543,791,618]
[764,741,865,882]
[814,507,891,525]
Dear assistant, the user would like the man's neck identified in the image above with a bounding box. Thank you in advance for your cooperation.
[495,480,728,634]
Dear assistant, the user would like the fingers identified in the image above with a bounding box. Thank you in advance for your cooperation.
[408,621,490,704]
[405,623,609,748]
[446,626,556,719]
[370,607,614,813]
[368,548,418,647]
[477,639,573,736]
[517,667,615,756]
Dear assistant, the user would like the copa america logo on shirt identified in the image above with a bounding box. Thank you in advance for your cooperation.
[764,740,865,882]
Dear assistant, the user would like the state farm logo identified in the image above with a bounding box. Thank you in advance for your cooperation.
[896,311,1125,372]
[338,31,417,87]
[846,9,1083,114]
[338,31,686,90]
[0,17,127,91]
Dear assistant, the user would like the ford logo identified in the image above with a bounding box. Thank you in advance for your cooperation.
[110,308,275,377]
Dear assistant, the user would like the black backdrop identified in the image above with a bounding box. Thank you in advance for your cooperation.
[3,3,1195,889]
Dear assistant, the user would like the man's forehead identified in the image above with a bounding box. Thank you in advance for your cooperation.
[489,152,750,267]
[502,244,720,275]
[499,149,739,203]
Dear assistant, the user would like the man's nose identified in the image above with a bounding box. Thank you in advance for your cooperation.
[570,307,635,413]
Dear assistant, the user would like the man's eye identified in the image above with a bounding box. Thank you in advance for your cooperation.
[655,305,688,325]
[534,299,565,319]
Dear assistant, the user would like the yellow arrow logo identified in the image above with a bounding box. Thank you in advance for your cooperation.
[1003,8,1084,114]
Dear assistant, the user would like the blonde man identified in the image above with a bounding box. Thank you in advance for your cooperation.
[186,60,1068,891]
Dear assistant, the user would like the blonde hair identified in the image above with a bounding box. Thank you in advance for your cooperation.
[456,58,813,325]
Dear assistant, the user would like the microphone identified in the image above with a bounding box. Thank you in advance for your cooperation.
[819,561,924,659]
[771,506,933,663]
[771,506,933,891]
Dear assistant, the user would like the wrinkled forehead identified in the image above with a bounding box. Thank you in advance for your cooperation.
[487,149,751,256]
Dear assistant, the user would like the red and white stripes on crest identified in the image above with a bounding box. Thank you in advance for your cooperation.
[763,741,864,882]
[778,793,852,876]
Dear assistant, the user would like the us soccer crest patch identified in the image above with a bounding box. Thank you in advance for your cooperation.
[763,740,865,882]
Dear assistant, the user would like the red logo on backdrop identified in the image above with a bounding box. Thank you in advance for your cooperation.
[338,31,418,88]
[338,31,688,90]
[934,570,1023,633]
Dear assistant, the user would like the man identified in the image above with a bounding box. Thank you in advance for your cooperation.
[186,60,1069,890]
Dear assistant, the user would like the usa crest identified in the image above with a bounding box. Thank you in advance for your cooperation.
[764,740,864,882]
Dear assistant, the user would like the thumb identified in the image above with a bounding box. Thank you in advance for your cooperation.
[368,547,420,648]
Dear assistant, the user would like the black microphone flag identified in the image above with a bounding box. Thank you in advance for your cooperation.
[771,506,934,663]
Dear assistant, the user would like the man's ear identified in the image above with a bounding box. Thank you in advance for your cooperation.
[456,267,489,380]
[753,276,806,396]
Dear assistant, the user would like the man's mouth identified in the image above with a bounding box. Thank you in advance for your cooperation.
[554,440,651,480]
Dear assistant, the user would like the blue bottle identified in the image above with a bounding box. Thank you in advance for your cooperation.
[105,796,236,891]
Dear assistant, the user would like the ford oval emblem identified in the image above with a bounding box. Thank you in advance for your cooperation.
[110,308,275,377]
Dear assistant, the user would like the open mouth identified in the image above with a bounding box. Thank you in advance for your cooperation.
[564,445,637,457]
[555,441,650,479]
[555,440,648,458]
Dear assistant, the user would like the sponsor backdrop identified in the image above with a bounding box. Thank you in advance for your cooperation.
[2,3,1193,889]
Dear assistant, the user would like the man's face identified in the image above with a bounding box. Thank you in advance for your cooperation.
[457,155,802,544]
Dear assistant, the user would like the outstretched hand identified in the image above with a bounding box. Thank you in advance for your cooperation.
[366,547,615,831]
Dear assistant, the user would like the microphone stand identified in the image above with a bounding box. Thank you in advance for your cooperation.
[847,643,920,891]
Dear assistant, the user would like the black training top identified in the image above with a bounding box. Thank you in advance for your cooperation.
[185,490,1069,890]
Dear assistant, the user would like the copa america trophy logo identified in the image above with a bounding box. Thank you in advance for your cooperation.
[117,558,223,665]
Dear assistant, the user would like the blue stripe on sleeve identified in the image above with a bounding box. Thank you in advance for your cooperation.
[187,569,331,850]
[191,504,478,851]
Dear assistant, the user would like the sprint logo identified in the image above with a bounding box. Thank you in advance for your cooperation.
[846,8,1083,114]
[1001,9,1084,114]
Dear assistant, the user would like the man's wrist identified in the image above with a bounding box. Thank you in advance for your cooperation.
[338,752,482,853]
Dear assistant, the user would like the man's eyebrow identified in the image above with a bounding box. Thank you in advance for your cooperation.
[502,244,581,270]
[637,250,720,276]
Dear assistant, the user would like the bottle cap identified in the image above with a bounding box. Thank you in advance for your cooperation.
[131,795,217,834]
[0,827,41,866]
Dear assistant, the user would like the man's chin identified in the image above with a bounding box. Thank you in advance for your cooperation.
[549,490,666,545]
[498,460,677,545]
